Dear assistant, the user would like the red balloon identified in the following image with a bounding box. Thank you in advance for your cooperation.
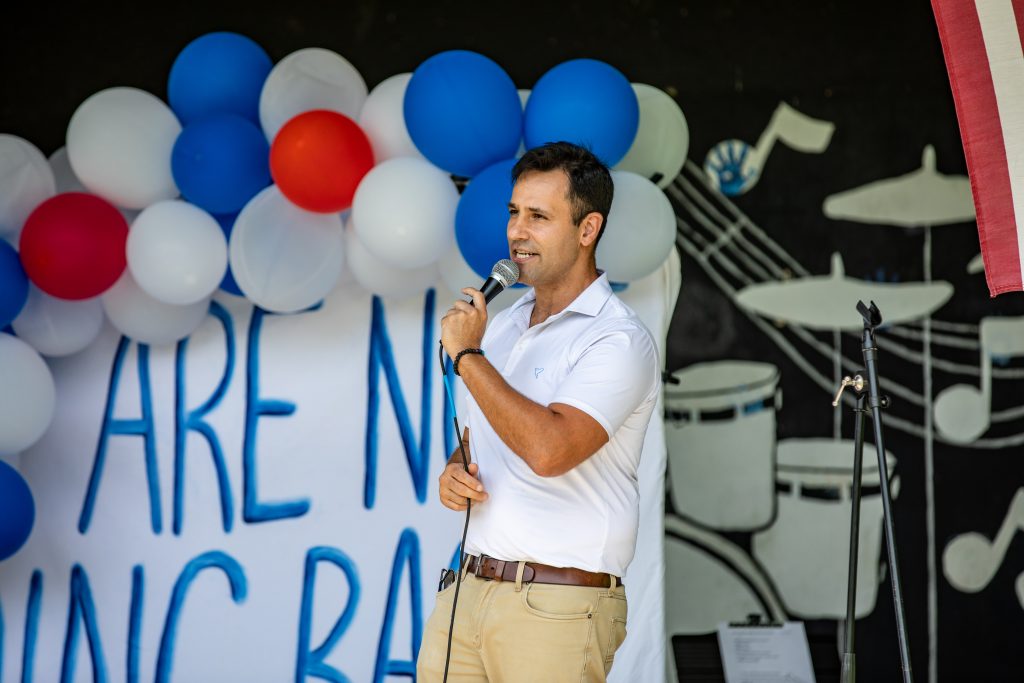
[269,110,375,213]
[19,192,128,300]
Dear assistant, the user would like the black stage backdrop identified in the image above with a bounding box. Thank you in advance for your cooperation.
[3,2,1024,681]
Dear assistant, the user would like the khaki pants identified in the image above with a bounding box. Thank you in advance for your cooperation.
[416,564,628,682]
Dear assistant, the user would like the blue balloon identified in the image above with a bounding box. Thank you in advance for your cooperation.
[0,461,34,561]
[404,51,523,178]
[172,115,271,214]
[213,212,244,296]
[456,158,517,280]
[168,32,272,125]
[0,241,28,327]
[524,59,639,166]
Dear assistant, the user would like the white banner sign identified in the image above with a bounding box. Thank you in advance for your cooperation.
[0,257,675,683]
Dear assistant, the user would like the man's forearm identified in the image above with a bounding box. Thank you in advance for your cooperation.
[456,353,604,476]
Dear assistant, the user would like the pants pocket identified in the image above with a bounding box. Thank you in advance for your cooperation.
[520,582,598,620]
[597,592,628,674]
[604,617,628,663]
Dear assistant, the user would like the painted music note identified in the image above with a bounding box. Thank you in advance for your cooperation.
[943,488,1024,593]
[933,316,1024,444]
[703,102,835,196]
[967,252,985,275]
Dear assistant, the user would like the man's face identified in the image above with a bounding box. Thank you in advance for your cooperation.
[507,170,583,288]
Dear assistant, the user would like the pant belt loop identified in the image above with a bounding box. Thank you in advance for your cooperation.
[514,561,526,593]
[609,574,617,590]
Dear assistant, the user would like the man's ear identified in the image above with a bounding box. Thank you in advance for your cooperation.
[579,212,603,248]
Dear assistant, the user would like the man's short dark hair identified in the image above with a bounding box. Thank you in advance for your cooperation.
[511,142,614,246]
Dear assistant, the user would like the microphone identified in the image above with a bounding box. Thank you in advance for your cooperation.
[470,259,519,305]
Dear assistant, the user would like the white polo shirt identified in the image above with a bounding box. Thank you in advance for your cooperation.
[463,273,660,576]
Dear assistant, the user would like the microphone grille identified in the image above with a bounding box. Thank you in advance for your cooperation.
[491,259,520,288]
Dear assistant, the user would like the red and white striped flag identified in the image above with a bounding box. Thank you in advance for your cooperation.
[933,0,1024,295]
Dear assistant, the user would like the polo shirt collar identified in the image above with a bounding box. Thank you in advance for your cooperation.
[508,272,613,321]
[565,272,613,316]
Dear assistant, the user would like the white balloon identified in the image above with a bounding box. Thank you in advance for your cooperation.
[12,285,104,357]
[0,333,56,455]
[437,242,521,313]
[357,73,425,162]
[615,84,689,189]
[47,146,87,194]
[0,135,56,239]
[127,200,227,305]
[352,157,457,269]
[66,87,181,209]
[230,185,344,313]
[102,271,210,346]
[260,47,369,141]
[346,219,437,300]
[597,171,677,282]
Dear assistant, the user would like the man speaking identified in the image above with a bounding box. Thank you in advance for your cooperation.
[417,142,660,682]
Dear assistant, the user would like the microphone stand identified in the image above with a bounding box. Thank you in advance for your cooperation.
[831,301,913,683]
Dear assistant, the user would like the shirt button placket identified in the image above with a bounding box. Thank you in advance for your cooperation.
[506,335,530,372]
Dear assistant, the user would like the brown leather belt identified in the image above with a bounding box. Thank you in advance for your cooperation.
[463,554,622,589]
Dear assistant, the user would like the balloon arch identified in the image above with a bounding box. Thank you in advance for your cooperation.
[0,31,689,560]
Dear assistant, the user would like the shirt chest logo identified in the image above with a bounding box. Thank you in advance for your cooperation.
[534,367,544,379]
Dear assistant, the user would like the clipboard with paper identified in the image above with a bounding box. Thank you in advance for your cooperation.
[716,617,817,683]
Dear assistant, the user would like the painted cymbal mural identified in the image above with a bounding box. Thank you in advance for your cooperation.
[669,51,1024,678]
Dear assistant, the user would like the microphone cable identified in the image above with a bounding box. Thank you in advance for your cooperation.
[433,259,517,682]
[437,340,472,683]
